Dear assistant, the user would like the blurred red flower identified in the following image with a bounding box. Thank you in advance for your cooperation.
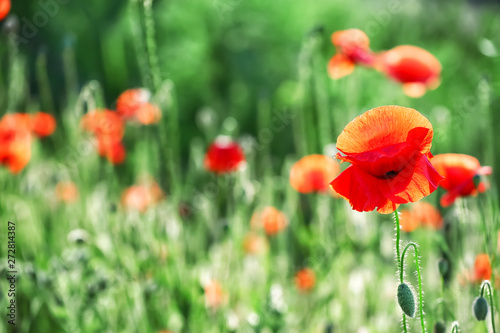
[400,202,443,232]
[474,254,492,283]
[290,154,340,194]
[328,29,375,79]
[121,177,164,212]
[55,181,79,204]
[31,112,56,138]
[243,232,269,255]
[330,106,443,214]
[116,88,161,125]
[377,45,441,98]
[81,109,126,164]
[251,206,288,236]
[0,0,10,21]
[204,280,226,309]
[295,268,316,292]
[0,112,57,173]
[431,153,492,207]
[204,137,245,173]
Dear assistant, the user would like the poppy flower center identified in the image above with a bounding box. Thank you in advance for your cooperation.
[384,170,399,179]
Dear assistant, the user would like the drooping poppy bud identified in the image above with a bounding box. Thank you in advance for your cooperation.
[397,282,416,318]
[472,296,488,321]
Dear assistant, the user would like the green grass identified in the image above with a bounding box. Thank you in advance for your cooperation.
[1,0,500,331]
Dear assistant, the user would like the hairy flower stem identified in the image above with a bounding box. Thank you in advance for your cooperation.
[394,210,408,332]
[401,242,426,333]
[480,280,496,333]
[451,321,461,333]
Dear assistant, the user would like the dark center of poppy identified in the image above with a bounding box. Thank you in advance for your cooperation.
[384,170,399,179]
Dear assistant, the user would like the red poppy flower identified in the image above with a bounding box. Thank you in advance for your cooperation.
[400,201,443,232]
[121,177,164,212]
[251,206,288,236]
[290,154,341,194]
[295,268,316,292]
[81,109,126,164]
[55,181,79,204]
[31,112,56,138]
[0,0,10,21]
[330,106,443,214]
[328,29,375,79]
[473,254,492,283]
[116,88,161,125]
[431,154,492,207]
[0,113,33,174]
[204,137,245,173]
[377,45,441,98]
[243,232,269,255]
[204,280,226,309]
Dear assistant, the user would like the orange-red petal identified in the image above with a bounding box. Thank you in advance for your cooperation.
[336,106,433,157]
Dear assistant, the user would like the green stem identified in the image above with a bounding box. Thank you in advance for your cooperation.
[451,321,460,333]
[400,242,426,332]
[395,209,401,267]
[480,280,496,333]
[394,209,407,332]
[143,0,161,92]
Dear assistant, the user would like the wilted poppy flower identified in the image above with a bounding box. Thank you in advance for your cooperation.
[290,154,340,194]
[55,181,79,204]
[204,280,226,309]
[204,136,245,173]
[330,106,443,214]
[243,232,269,255]
[328,29,375,79]
[377,45,441,98]
[295,268,316,292]
[121,177,164,212]
[431,154,492,207]
[400,202,443,232]
[0,0,10,21]
[116,88,161,125]
[31,112,56,138]
[251,206,288,236]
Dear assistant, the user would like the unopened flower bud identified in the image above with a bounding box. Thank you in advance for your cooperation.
[397,282,416,318]
[472,296,488,321]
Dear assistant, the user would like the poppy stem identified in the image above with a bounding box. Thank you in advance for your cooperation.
[394,209,401,267]
[451,321,461,333]
[143,0,162,92]
[480,280,496,333]
[400,242,426,333]
[394,210,409,332]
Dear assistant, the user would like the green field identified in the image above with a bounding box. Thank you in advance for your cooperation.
[1,0,500,332]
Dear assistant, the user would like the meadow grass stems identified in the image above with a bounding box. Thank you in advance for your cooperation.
[142,0,161,92]
[35,51,55,113]
[128,0,150,88]
[62,36,79,104]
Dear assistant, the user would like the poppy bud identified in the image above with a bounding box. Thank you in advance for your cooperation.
[397,282,416,318]
[472,296,488,321]
[433,321,445,333]
[438,258,449,277]
[473,174,481,188]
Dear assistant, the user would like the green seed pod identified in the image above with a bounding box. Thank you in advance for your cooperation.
[438,258,449,277]
[433,321,446,333]
[397,283,416,318]
[472,296,488,321]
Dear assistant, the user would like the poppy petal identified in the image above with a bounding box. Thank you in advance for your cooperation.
[336,106,433,156]
[402,83,427,98]
[328,54,355,79]
[330,165,393,212]
[379,154,443,204]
